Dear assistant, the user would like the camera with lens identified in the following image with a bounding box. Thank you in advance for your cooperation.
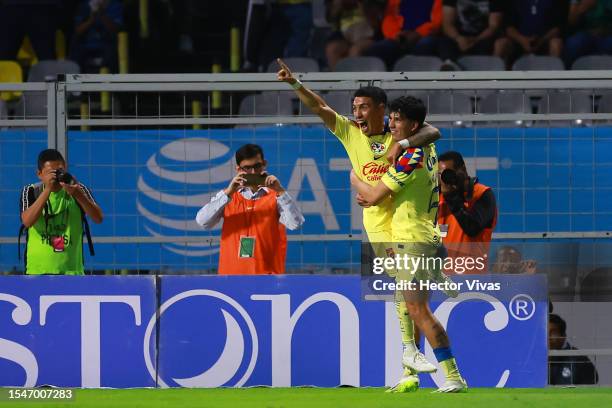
[54,169,74,185]
[440,169,459,186]
[440,168,466,196]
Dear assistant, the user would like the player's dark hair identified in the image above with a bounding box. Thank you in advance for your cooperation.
[388,95,426,126]
[37,149,65,171]
[439,151,466,170]
[353,86,387,107]
[549,313,567,336]
[235,144,264,165]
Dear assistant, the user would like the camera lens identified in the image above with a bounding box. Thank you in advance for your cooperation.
[441,169,458,186]
[55,169,73,184]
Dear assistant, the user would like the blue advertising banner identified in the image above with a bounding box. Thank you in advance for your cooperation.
[1,126,611,271]
[0,275,547,388]
[0,276,157,388]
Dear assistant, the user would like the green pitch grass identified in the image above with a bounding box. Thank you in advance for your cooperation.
[46,387,612,408]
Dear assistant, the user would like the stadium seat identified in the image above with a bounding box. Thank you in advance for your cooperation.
[16,60,81,119]
[237,92,295,127]
[421,91,471,114]
[512,55,565,71]
[571,55,612,70]
[423,91,473,126]
[0,60,23,102]
[458,55,505,71]
[334,56,386,72]
[322,91,353,116]
[392,55,443,72]
[480,91,530,114]
[266,57,319,73]
[537,90,596,126]
[28,59,80,82]
[546,90,595,114]
[479,90,532,126]
[597,92,612,112]
[580,267,612,301]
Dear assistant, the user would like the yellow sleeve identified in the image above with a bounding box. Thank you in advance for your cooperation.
[381,147,424,193]
[331,113,355,145]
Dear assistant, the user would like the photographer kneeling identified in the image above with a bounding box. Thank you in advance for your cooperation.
[20,149,103,275]
[195,144,304,275]
[438,151,497,274]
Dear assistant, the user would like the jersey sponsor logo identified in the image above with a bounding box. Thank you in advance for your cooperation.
[362,162,390,182]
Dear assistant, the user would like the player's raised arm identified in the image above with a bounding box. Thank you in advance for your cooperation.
[277,58,337,132]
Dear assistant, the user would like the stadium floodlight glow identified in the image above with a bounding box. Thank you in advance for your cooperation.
[575,119,583,126]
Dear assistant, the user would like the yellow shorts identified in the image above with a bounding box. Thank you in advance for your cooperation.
[391,241,441,283]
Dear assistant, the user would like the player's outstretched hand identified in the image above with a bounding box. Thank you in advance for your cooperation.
[277,58,295,83]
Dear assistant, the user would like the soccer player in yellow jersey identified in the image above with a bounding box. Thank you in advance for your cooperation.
[351,96,468,393]
[276,59,442,390]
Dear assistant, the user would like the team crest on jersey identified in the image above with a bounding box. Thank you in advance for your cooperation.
[370,142,385,154]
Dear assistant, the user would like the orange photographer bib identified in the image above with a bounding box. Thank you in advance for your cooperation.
[218,190,287,275]
[438,182,496,274]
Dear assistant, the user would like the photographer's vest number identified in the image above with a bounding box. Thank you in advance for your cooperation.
[218,190,287,275]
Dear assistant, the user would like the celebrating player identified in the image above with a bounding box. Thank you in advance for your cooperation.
[350,96,468,393]
[277,58,441,392]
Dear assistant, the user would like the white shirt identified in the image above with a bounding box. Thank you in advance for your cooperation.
[195,187,304,230]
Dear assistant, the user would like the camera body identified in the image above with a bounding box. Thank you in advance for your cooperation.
[55,169,74,185]
[440,168,459,186]
[441,168,466,196]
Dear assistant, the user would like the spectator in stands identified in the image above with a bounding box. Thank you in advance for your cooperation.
[245,0,313,72]
[437,151,497,274]
[0,0,61,61]
[363,0,442,69]
[195,144,304,275]
[438,0,510,67]
[325,0,382,71]
[20,149,103,275]
[549,313,599,385]
[490,245,537,274]
[70,0,124,73]
[504,0,569,63]
[564,0,612,67]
